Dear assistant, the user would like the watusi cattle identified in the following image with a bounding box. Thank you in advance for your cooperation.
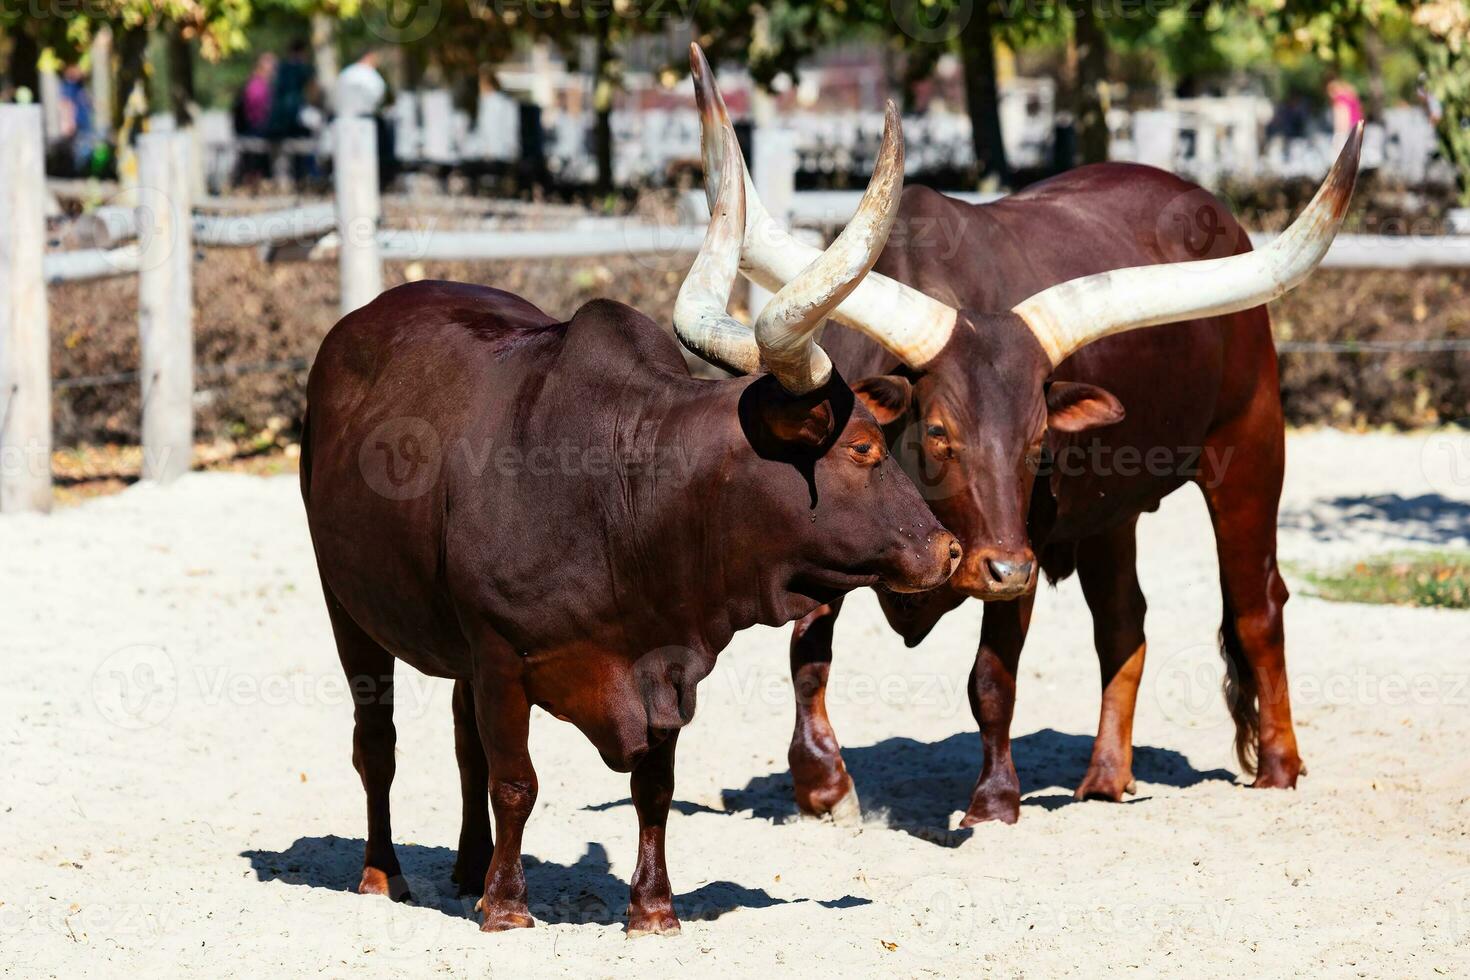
[301,108,960,935]
[692,46,1360,826]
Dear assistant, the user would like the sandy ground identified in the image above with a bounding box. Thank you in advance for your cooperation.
[3,428,1470,977]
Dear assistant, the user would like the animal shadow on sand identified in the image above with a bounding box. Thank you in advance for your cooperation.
[723,729,1236,847]
[243,837,863,926]
[1279,493,1470,548]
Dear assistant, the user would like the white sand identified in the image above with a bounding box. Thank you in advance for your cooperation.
[4,429,1470,977]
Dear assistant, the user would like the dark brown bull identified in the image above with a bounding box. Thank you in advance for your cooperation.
[692,47,1360,826]
[301,112,960,935]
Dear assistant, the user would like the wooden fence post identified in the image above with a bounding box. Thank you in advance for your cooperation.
[137,131,195,483]
[334,116,383,315]
[0,105,53,513]
[748,127,797,317]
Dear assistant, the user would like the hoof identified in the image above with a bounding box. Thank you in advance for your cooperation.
[793,769,858,822]
[627,904,681,938]
[960,790,1020,827]
[359,867,412,902]
[1250,754,1302,789]
[452,857,490,897]
[1075,766,1135,803]
[477,897,534,932]
[825,784,863,827]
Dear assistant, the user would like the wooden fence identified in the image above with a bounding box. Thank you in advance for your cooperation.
[5,107,1470,515]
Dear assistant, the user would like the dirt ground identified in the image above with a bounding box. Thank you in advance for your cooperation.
[3,429,1470,977]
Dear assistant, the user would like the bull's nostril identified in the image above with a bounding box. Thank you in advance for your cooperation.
[948,541,962,560]
[987,557,1036,586]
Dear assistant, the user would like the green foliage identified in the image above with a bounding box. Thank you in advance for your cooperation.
[1409,0,1470,204]
[1299,552,1470,609]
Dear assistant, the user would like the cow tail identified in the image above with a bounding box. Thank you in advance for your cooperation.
[1218,611,1259,777]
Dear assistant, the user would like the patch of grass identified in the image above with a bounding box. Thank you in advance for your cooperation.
[1298,553,1470,609]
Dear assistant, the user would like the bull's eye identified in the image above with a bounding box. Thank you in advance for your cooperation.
[847,441,881,466]
[924,422,954,460]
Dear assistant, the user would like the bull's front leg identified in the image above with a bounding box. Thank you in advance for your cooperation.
[788,600,860,823]
[962,594,1035,827]
[472,673,537,932]
[626,731,681,937]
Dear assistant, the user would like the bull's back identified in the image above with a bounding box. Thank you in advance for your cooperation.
[302,282,561,676]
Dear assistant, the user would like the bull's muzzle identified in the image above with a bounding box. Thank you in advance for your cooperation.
[951,549,1038,601]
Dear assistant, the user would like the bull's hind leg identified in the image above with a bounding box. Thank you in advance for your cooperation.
[451,680,493,896]
[1199,409,1302,788]
[788,599,860,822]
[1074,518,1147,802]
[323,592,410,901]
[961,594,1035,826]
[471,667,537,931]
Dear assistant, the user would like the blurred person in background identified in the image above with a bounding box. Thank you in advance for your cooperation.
[1327,71,1364,151]
[237,53,276,136]
[234,52,276,183]
[58,63,97,175]
[336,49,386,118]
[335,49,395,190]
[270,38,317,181]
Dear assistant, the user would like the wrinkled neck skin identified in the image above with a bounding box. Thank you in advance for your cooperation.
[614,376,837,659]
[486,372,830,772]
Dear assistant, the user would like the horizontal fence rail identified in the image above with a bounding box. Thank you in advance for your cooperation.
[9,115,1470,516]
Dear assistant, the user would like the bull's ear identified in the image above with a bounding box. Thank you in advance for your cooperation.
[738,374,851,457]
[1046,381,1124,433]
[851,375,913,425]
[761,398,836,448]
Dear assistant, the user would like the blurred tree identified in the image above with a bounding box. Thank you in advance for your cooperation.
[1,0,365,128]
[1408,0,1470,204]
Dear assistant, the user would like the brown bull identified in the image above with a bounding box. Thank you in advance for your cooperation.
[692,47,1360,826]
[301,113,959,935]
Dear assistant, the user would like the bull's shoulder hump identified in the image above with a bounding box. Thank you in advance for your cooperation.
[564,298,693,378]
[1006,162,1200,206]
[896,182,969,218]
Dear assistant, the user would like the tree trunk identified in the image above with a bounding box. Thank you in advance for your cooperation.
[113,24,150,135]
[9,23,40,98]
[311,14,339,107]
[959,0,1008,182]
[167,24,195,127]
[592,23,615,195]
[1363,29,1386,119]
[1074,0,1110,165]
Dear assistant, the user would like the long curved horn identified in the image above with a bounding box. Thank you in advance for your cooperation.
[1012,123,1363,368]
[752,102,906,393]
[672,122,760,376]
[690,43,959,371]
